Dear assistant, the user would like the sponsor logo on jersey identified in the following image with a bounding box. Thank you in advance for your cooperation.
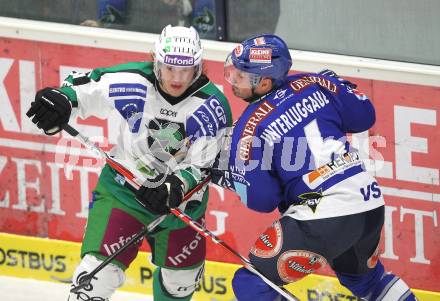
[304,151,361,189]
[277,250,326,283]
[208,96,227,125]
[99,208,144,266]
[160,108,178,117]
[239,101,275,161]
[166,218,206,267]
[250,221,283,258]
[189,96,227,140]
[164,54,194,66]
[102,233,139,257]
[224,165,250,189]
[167,232,204,266]
[198,109,216,136]
[109,83,147,97]
[260,91,330,146]
[230,171,250,186]
[249,48,272,64]
[289,76,338,94]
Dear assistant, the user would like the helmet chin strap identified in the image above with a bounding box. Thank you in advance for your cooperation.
[243,77,275,103]
[243,93,264,103]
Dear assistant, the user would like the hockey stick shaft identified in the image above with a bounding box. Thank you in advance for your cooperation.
[62,124,142,188]
[63,124,210,293]
[62,124,211,198]
[63,124,300,301]
[71,215,163,293]
[169,207,299,301]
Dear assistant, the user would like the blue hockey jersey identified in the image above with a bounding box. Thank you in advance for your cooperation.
[218,72,384,220]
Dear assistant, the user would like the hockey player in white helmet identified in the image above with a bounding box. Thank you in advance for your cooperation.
[26,24,232,301]
[213,34,418,301]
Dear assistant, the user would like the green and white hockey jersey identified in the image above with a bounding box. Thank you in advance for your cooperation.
[59,61,232,212]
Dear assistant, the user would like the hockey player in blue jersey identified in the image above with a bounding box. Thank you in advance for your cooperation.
[213,34,418,301]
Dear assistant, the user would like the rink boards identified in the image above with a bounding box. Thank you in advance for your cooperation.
[0,233,437,301]
[0,16,439,299]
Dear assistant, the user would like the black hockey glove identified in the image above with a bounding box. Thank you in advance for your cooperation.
[318,69,357,89]
[26,87,72,135]
[135,174,185,215]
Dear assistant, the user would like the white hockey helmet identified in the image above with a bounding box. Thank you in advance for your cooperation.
[154,25,203,84]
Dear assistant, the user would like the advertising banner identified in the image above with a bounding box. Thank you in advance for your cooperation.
[0,36,439,296]
[1,233,437,300]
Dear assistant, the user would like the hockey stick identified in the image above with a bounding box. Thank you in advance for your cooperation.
[170,209,300,301]
[71,213,165,293]
[62,124,210,293]
[63,124,300,301]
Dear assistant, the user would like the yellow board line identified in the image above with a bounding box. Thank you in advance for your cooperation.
[0,233,438,300]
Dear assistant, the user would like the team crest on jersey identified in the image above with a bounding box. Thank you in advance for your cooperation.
[277,250,326,283]
[250,221,283,258]
[297,189,324,213]
[147,119,187,162]
[114,99,145,132]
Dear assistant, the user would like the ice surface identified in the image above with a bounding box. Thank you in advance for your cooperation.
[0,276,152,301]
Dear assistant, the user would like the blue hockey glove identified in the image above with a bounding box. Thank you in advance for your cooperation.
[318,69,357,89]
[135,174,184,215]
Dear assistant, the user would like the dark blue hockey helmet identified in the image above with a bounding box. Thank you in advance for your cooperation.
[224,34,292,89]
